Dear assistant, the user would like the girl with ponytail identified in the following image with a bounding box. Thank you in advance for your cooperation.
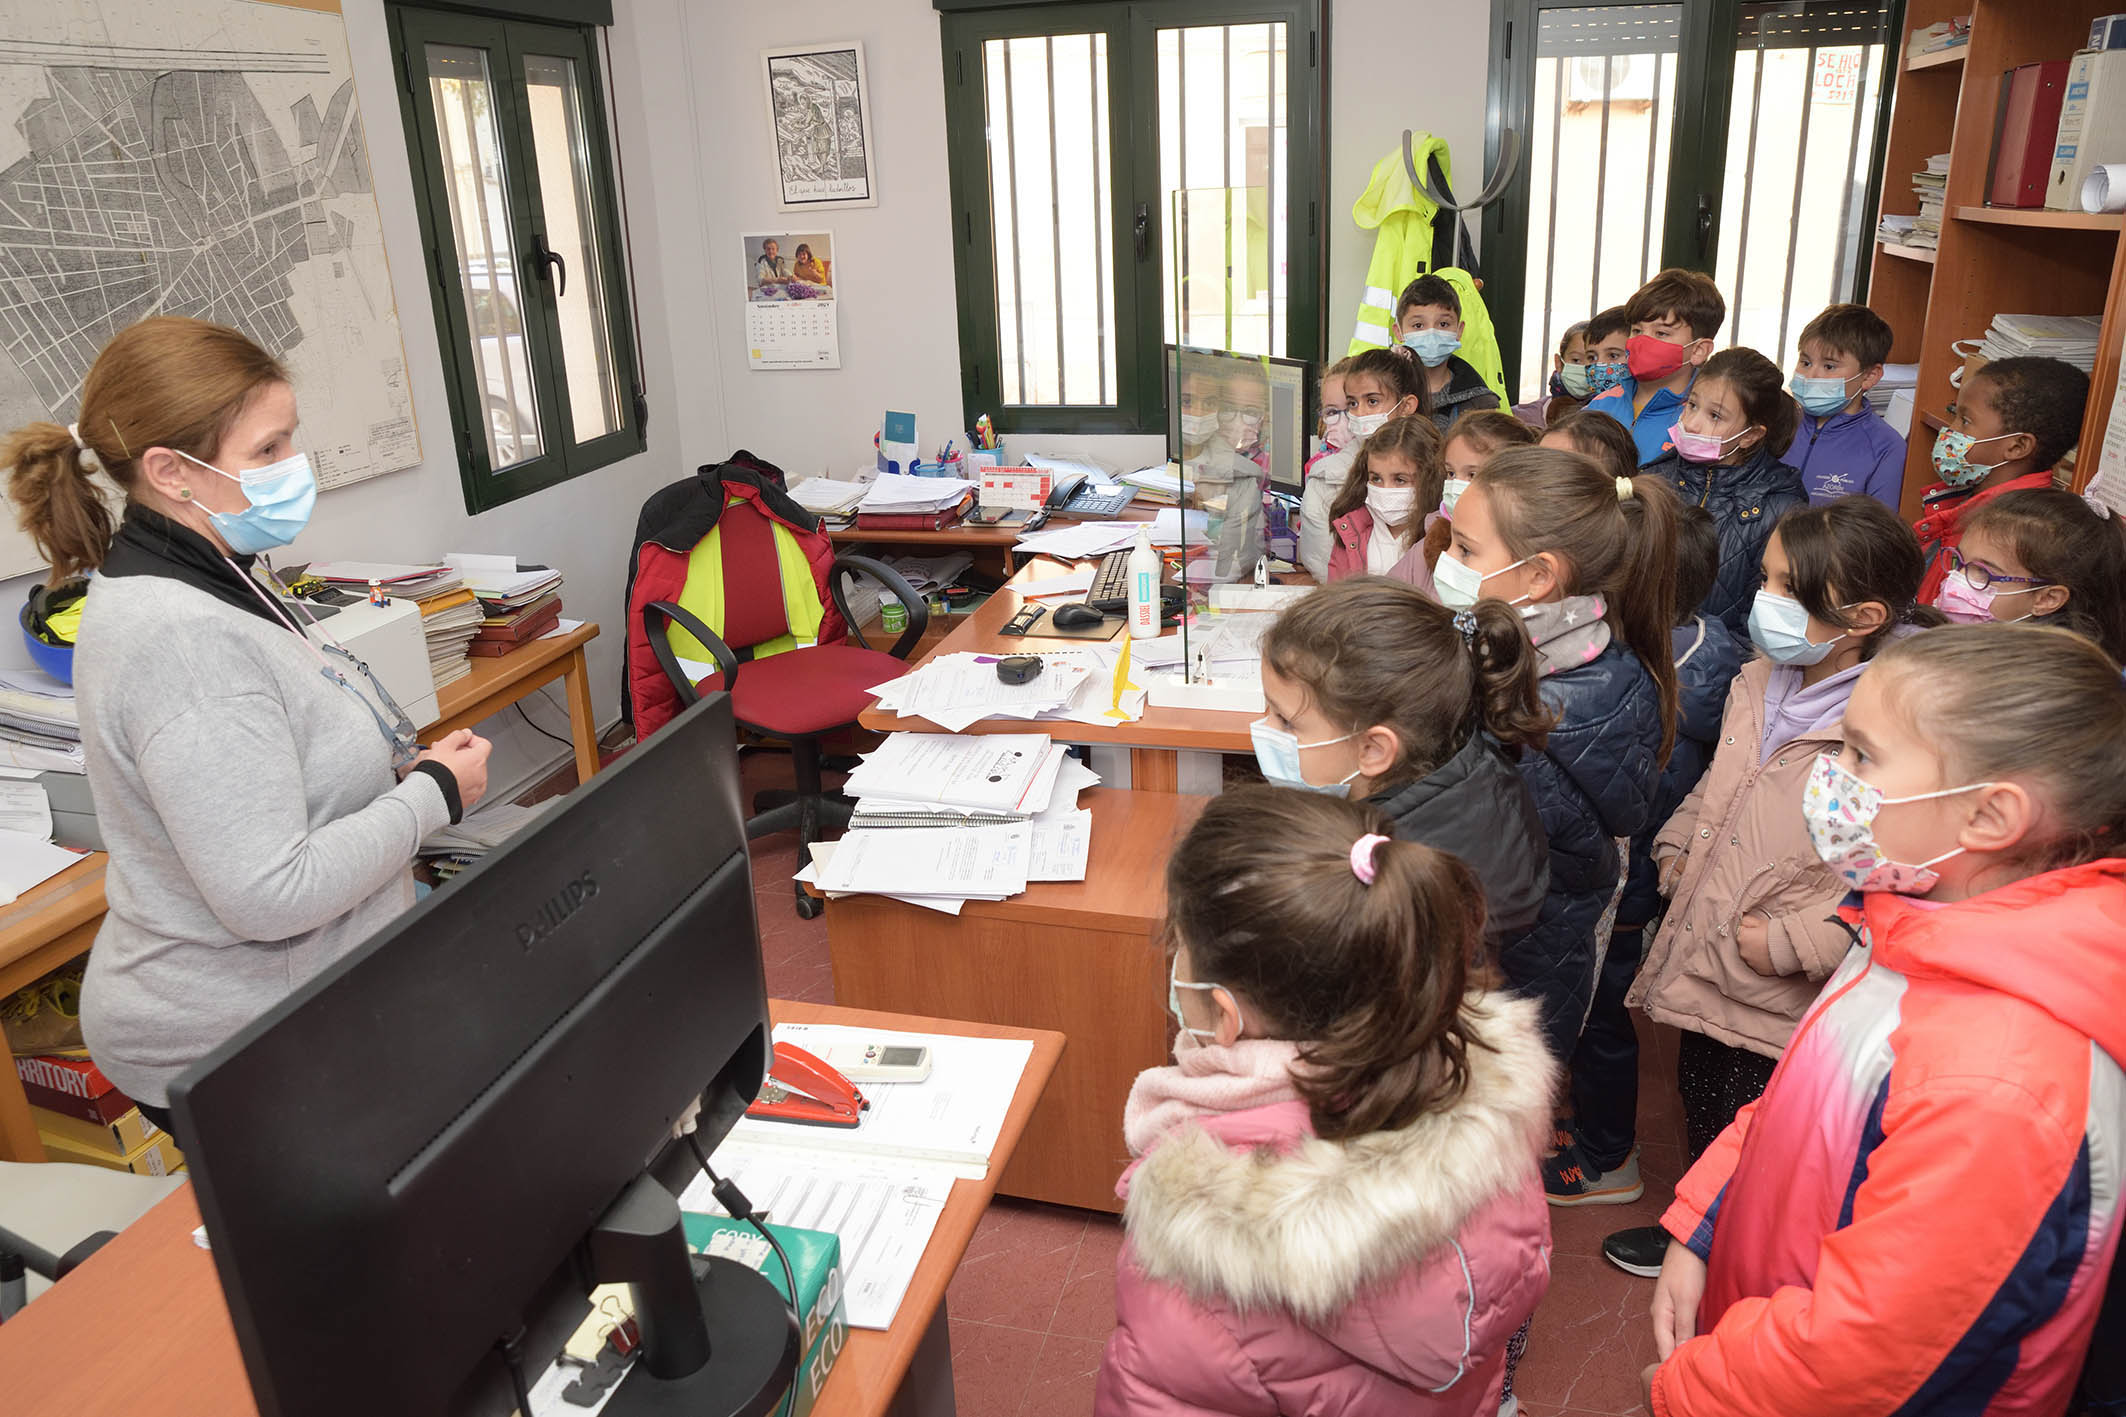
[1097,787,1553,1417]
[1259,576,1553,945]
[1439,446,1678,1196]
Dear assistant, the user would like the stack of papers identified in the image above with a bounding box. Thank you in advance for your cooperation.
[786,475,868,527]
[859,473,980,514]
[445,553,565,608]
[1013,520,1143,559]
[795,732,1102,911]
[0,667,83,775]
[878,550,973,592]
[419,799,558,878]
[868,649,1144,731]
[1979,313,2103,372]
[307,562,463,599]
[1865,362,1918,419]
[1119,464,1193,504]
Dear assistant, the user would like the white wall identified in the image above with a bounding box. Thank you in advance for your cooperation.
[0,0,709,798]
[650,0,1492,475]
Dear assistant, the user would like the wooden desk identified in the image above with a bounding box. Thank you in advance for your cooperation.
[424,620,602,787]
[0,854,108,1162]
[830,503,1157,576]
[0,1000,1063,1417]
[857,559,1258,792]
[827,787,1202,1212]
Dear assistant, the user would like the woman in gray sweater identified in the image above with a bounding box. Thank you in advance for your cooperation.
[2,317,493,1135]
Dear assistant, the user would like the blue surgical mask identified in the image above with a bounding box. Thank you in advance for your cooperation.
[181,450,318,555]
[1248,717,1358,796]
[1746,589,1842,665]
[1790,371,1857,416]
[1585,361,1629,395]
[1402,328,1462,368]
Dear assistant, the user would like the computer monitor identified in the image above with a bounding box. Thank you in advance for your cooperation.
[171,692,796,1417]
[1164,344,1311,493]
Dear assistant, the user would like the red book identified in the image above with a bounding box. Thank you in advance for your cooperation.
[23,1077,136,1125]
[856,494,974,532]
[1987,60,2070,208]
[15,1052,117,1100]
[473,603,563,644]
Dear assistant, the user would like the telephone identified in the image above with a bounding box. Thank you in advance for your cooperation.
[1042,471,1090,509]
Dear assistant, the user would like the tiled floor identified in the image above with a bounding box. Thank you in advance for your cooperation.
[734,753,1678,1417]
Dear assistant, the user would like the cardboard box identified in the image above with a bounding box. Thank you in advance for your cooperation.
[22,1077,134,1125]
[14,1052,116,1101]
[682,1215,844,1417]
[39,1122,184,1177]
[30,1102,161,1157]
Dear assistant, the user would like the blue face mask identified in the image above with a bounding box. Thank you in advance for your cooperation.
[1248,718,1358,796]
[181,450,318,555]
[1585,360,1629,395]
[1747,590,1842,666]
[1790,371,1857,416]
[1402,328,1462,368]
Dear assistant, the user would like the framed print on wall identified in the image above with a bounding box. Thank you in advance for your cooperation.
[761,41,879,210]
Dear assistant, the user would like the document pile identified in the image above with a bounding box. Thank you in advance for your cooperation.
[858,473,979,520]
[307,561,483,688]
[869,647,1143,731]
[1013,508,1205,561]
[0,667,82,775]
[1119,464,1193,505]
[417,798,558,880]
[795,732,1100,912]
[786,475,868,528]
[1978,313,2103,373]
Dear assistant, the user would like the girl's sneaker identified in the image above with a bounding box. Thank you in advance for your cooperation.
[1603,1224,1672,1277]
[1543,1143,1644,1206]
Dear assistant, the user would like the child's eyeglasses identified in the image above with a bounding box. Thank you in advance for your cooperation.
[1944,547,2052,593]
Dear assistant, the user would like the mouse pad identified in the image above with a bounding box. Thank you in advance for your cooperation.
[1023,605,1125,641]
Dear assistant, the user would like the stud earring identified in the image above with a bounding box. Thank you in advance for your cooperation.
[178,488,192,500]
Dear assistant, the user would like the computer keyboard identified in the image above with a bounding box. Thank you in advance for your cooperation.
[1086,550,1134,610]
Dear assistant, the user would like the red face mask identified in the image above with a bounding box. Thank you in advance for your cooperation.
[1627,333,1700,382]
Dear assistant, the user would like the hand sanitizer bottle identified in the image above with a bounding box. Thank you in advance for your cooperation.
[1128,527,1160,639]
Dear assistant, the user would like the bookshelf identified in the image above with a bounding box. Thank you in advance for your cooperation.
[1868,0,2126,515]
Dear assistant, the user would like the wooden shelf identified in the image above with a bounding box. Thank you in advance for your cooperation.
[1879,240,1939,264]
[1952,205,2124,231]
[1905,46,1966,71]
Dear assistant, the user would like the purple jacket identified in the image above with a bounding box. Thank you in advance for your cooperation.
[1096,994,1554,1417]
[1789,406,1906,507]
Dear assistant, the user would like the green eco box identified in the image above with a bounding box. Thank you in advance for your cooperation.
[681,1213,847,1417]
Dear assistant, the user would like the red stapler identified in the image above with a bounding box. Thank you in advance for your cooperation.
[744,1042,868,1129]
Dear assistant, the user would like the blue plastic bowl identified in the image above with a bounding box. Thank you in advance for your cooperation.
[20,600,74,685]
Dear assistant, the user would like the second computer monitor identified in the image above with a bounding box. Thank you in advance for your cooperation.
[1165,344,1310,493]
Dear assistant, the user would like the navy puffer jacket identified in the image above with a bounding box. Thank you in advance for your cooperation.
[1618,615,1744,931]
[1367,728,1549,950]
[1504,643,1665,1063]
[1647,444,1807,640]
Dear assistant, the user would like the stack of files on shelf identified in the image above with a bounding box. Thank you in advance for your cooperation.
[416,585,483,688]
[1906,17,1968,60]
[1865,363,1918,418]
[869,647,1145,731]
[794,732,1099,912]
[469,586,562,656]
[417,798,557,880]
[446,553,566,669]
[679,1023,1034,1328]
[1876,212,1917,246]
[306,561,462,600]
[878,550,973,593]
[856,474,979,530]
[1118,464,1192,505]
[787,475,868,528]
[0,667,82,775]
[1978,312,2103,372]
[1908,155,1948,248]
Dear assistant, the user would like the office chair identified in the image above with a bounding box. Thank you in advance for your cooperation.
[635,492,926,918]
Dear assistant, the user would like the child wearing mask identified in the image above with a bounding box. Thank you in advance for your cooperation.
[1559,506,1742,1209]
[1300,357,1356,580]
[1586,269,1727,464]
[1513,321,1593,428]
[1914,356,2091,603]
[1259,578,1552,945]
[1326,415,1443,588]
[1437,447,1680,1076]
[1943,487,2126,661]
[1099,787,1553,1417]
[1303,348,1428,579]
[1642,623,2126,1416]
[1647,347,1809,639]
[1787,304,1905,507]
[1396,275,1505,432]
[1599,496,1932,1269]
[1581,306,1632,401]
[1433,410,1537,571]
[1542,406,1640,484]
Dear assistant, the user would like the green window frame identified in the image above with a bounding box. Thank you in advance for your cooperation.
[388,4,644,513]
[939,0,1327,436]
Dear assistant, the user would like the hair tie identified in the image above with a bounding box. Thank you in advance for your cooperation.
[1615,476,1635,502]
[66,422,100,474]
[1452,608,1477,644]
[1349,833,1387,885]
[2084,492,2113,521]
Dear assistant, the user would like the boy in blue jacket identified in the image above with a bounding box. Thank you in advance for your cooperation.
[1787,303,1906,507]
[1586,268,1725,464]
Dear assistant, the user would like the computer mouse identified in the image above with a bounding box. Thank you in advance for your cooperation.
[1050,602,1106,629]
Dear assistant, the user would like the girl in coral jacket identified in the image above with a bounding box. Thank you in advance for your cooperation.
[1096,786,1554,1417]
[1643,623,2126,1416]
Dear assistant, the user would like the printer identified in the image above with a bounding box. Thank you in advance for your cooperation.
[297,596,441,731]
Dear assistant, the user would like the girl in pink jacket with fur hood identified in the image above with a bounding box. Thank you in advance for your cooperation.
[1096,787,1555,1417]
